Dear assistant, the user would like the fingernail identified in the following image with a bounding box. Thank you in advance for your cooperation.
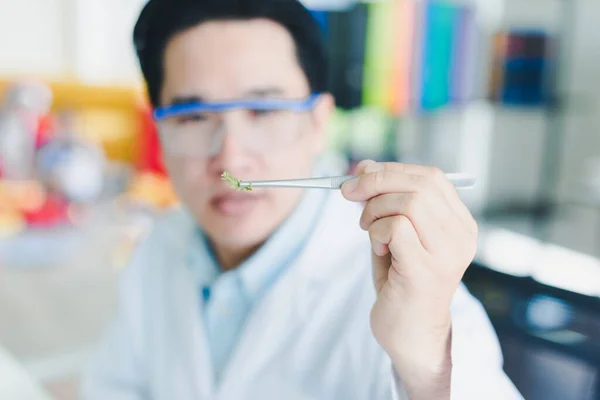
[361,159,377,168]
[365,163,384,173]
[343,177,359,193]
[353,160,375,174]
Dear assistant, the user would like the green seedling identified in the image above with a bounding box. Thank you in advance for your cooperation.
[221,171,252,191]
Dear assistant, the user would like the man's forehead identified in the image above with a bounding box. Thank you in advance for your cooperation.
[161,19,309,106]
[166,18,297,55]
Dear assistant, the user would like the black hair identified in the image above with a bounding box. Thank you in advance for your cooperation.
[133,0,328,107]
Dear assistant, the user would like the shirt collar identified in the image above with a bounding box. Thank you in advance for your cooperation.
[238,187,328,299]
[188,186,328,301]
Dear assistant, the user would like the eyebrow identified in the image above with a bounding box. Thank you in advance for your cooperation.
[167,87,285,106]
[170,95,204,105]
[243,87,284,97]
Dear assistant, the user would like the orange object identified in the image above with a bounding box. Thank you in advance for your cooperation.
[0,80,146,165]
[389,0,415,115]
[126,172,178,209]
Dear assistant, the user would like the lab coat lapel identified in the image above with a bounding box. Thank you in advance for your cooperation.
[217,267,305,391]
[217,192,366,392]
[157,210,216,399]
[172,262,216,398]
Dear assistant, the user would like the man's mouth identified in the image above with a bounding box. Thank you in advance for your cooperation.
[210,191,265,216]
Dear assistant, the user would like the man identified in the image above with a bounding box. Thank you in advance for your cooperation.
[82,0,522,399]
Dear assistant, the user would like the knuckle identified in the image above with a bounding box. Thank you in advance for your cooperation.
[372,170,386,192]
[356,159,376,174]
[429,166,444,178]
[470,238,479,257]
[391,215,412,236]
[427,166,446,186]
[412,174,429,192]
[471,219,479,236]
[457,232,478,265]
[360,205,373,230]
[404,193,420,216]
[367,226,376,240]
[463,240,478,266]
[368,222,384,242]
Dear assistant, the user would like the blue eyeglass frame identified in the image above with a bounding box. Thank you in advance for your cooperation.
[153,92,321,121]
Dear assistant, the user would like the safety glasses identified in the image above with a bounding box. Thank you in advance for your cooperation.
[153,93,321,158]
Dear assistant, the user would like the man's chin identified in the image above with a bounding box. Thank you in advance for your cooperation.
[210,191,265,218]
[210,227,272,251]
[203,213,275,247]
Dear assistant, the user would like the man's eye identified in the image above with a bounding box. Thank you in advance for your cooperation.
[249,109,273,118]
[176,113,207,124]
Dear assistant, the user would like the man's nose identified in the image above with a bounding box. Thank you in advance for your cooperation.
[209,113,252,172]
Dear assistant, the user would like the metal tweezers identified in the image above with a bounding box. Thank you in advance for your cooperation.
[239,173,476,190]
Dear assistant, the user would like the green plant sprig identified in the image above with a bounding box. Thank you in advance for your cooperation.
[221,171,252,191]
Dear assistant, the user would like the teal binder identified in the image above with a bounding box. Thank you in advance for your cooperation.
[420,2,460,110]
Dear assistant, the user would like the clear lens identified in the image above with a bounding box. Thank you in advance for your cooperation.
[158,108,304,157]
[157,111,219,155]
[239,109,301,153]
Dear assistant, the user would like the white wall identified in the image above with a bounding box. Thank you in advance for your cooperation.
[0,0,145,84]
[0,0,67,78]
[71,0,146,85]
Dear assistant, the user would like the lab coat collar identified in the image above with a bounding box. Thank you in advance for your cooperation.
[236,187,329,299]
[159,188,367,302]
[216,191,368,392]
[187,187,330,301]
[159,190,368,396]
[290,191,368,317]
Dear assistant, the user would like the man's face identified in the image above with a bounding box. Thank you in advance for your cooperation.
[160,19,332,250]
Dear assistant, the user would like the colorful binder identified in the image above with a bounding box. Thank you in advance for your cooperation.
[389,0,416,115]
[320,1,483,114]
[488,30,553,106]
[419,1,461,110]
[450,6,476,103]
[362,0,397,111]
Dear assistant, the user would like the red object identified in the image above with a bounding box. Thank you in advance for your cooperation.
[35,113,56,149]
[138,104,167,175]
[22,194,69,228]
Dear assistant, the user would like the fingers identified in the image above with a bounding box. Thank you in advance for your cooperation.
[353,159,377,175]
[344,161,478,234]
[342,171,426,202]
[364,193,450,254]
[419,167,478,235]
[343,162,441,202]
[369,216,427,274]
[359,191,452,230]
[361,161,442,177]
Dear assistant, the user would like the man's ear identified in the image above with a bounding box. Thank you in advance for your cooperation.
[310,93,335,154]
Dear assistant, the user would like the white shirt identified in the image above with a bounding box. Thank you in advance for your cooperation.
[189,189,327,381]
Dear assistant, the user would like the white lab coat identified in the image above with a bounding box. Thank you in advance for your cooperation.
[81,192,522,400]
